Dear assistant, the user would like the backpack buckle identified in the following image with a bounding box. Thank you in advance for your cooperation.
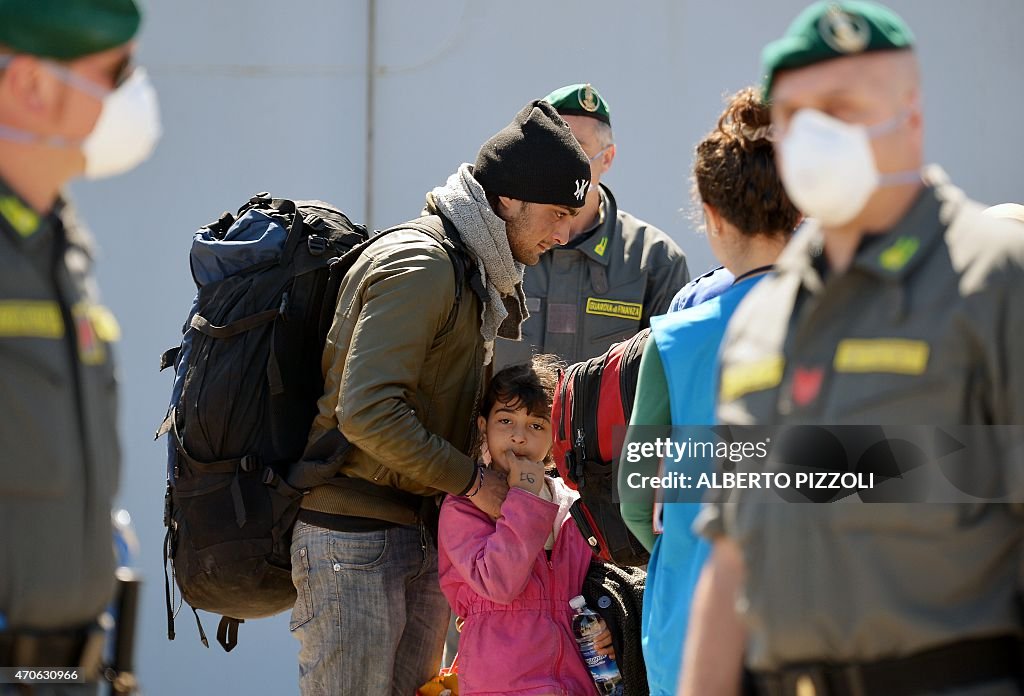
[307,235,328,256]
[240,455,256,473]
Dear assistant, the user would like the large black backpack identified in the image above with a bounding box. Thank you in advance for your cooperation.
[156,193,469,651]
[551,330,651,567]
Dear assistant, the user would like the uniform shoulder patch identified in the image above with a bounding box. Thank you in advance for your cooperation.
[720,355,785,403]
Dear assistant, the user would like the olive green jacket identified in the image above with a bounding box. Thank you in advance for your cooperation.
[0,179,120,630]
[302,212,484,525]
[704,167,1024,671]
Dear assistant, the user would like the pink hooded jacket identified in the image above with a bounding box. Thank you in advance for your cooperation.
[438,477,599,696]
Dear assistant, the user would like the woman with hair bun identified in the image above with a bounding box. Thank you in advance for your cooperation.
[617,87,800,696]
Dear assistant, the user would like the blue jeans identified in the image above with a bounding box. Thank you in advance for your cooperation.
[290,520,449,696]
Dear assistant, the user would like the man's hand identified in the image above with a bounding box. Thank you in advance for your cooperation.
[506,450,545,496]
[468,467,508,519]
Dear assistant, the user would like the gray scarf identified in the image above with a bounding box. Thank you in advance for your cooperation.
[431,164,529,365]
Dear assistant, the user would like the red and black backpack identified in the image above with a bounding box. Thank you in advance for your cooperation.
[552,329,650,567]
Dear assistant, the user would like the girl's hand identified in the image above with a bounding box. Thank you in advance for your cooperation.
[594,626,616,660]
[506,450,545,496]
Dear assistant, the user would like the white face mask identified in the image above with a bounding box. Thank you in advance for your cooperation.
[0,58,161,179]
[778,109,917,227]
[81,67,162,179]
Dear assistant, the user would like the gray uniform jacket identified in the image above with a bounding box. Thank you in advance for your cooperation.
[493,184,689,368]
[0,179,120,630]
[702,168,1024,678]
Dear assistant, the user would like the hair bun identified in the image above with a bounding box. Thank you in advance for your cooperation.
[717,87,773,148]
[739,124,775,142]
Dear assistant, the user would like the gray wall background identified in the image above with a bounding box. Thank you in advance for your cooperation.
[64,1,1022,694]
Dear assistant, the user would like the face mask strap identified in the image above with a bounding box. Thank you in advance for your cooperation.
[868,106,920,188]
[588,145,612,163]
[865,106,914,138]
[41,61,112,100]
[878,169,922,187]
[0,123,79,149]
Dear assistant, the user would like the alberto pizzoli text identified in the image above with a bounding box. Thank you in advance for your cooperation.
[622,436,877,491]
[625,470,876,491]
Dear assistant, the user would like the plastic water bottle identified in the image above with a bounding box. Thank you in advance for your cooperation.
[569,595,624,696]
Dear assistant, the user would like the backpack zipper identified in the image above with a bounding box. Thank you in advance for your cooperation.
[574,428,587,460]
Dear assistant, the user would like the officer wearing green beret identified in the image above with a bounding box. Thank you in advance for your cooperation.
[0,1,160,691]
[492,83,689,368]
[682,3,1024,695]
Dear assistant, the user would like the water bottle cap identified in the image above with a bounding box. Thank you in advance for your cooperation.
[569,595,586,610]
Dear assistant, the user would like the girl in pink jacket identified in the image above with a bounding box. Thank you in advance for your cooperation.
[438,355,613,696]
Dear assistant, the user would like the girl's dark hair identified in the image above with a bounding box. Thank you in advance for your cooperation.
[481,354,563,419]
[693,87,800,237]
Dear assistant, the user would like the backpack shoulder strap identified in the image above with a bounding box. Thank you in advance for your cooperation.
[393,215,488,316]
[578,354,606,470]
[325,215,484,335]
[618,328,650,426]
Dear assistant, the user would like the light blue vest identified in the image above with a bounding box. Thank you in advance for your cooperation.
[641,274,764,695]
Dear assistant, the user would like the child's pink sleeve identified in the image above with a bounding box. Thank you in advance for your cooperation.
[438,488,558,605]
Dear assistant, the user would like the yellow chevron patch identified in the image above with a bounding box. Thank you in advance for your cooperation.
[879,236,920,271]
[0,196,40,237]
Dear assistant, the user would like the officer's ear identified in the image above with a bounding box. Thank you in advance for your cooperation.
[598,143,616,173]
[0,54,64,121]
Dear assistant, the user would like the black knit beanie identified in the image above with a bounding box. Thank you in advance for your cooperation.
[473,100,592,209]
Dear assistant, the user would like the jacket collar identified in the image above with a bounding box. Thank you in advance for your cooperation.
[0,176,46,241]
[546,475,580,532]
[571,184,617,267]
[776,166,954,294]
[0,176,75,259]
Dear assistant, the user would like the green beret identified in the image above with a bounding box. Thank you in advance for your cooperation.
[543,83,611,126]
[0,0,141,60]
[761,1,914,100]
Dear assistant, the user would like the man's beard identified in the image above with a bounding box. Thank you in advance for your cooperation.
[505,203,539,265]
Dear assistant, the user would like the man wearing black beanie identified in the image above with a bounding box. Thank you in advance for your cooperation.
[494,83,690,369]
[293,100,590,696]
